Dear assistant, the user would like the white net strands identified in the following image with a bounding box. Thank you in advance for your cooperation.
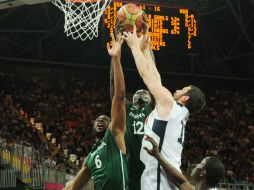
[52,0,111,41]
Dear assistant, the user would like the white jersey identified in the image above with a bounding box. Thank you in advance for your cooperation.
[140,101,189,190]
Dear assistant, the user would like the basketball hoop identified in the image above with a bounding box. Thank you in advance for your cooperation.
[52,0,112,41]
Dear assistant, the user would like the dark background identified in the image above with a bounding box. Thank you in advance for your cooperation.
[0,0,253,89]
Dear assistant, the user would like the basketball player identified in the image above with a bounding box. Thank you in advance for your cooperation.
[64,115,109,190]
[110,64,153,190]
[110,77,153,190]
[64,33,129,190]
[144,135,225,190]
[123,25,206,190]
[110,25,154,190]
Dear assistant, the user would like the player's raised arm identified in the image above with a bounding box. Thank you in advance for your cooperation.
[107,33,127,154]
[110,60,115,101]
[144,135,194,190]
[109,28,120,101]
[110,26,130,104]
[110,59,130,104]
[140,24,161,83]
[123,26,174,117]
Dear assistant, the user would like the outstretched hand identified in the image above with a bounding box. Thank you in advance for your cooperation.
[122,25,142,50]
[107,33,124,58]
[143,135,160,159]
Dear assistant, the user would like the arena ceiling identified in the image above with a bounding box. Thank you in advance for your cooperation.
[0,0,253,79]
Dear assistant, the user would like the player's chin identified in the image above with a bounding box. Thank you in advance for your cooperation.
[138,103,146,108]
[97,127,106,132]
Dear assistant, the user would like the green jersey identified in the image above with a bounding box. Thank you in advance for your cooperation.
[125,104,153,190]
[86,129,129,190]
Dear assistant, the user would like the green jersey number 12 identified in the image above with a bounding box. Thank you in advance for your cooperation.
[133,121,144,135]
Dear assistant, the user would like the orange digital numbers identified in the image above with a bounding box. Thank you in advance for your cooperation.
[170,16,180,35]
[149,14,169,50]
[104,3,198,51]
[154,6,160,12]
[180,8,197,49]
[104,2,123,36]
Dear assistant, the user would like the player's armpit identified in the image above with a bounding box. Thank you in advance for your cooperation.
[113,132,127,155]
[180,182,195,190]
[144,78,174,118]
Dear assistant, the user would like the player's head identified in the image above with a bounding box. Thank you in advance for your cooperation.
[93,115,111,139]
[173,85,206,115]
[191,156,225,188]
[133,89,151,108]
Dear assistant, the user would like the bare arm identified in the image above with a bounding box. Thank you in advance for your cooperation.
[144,135,194,190]
[141,26,161,82]
[64,163,91,190]
[110,59,130,104]
[123,28,174,117]
[107,34,127,154]
[109,30,121,101]
[110,60,114,101]
[142,47,161,83]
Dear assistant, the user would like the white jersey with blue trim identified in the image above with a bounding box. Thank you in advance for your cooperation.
[140,101,189,190]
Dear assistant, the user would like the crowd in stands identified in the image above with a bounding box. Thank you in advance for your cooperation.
[183,90,254,184]
[0,71,253,183]
[0,72,111,174]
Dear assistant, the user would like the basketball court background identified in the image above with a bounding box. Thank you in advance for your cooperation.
[0,0,254,189]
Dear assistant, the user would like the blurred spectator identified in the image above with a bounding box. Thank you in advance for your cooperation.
[0,71,253,183]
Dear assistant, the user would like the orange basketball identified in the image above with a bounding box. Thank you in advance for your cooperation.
[116,3,146,33]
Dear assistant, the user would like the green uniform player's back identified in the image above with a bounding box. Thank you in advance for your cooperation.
[86,130,129,190]
[125,103,153,190]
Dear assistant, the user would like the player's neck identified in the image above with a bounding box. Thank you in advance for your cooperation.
[95,137,101,142]
[176,100,185,106]
[132,104,142,109]
[195,181,210,190]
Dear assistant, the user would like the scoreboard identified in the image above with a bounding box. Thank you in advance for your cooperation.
[103,1,199,54]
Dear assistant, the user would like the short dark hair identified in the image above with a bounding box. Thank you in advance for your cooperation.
[184,85,206,115]
[204,156,225,187]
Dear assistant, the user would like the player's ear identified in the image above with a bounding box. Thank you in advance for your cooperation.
[199,169,206,177]
[181,95,189,104]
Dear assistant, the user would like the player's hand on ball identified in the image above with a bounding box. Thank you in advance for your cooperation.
[107,33,124,58]
[122,25,142,49]
[144,135,160,158]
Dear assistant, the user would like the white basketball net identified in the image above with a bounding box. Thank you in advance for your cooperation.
[52,0,112,41]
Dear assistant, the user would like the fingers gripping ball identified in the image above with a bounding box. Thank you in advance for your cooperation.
[117,3,147,33]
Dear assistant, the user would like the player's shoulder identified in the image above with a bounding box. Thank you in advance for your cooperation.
[146,103,154,111]
[101,129,113,141]
[89,140,104,155]
[126,102,133,110]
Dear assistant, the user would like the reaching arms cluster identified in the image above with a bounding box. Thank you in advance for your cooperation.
[122,25,174,118]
